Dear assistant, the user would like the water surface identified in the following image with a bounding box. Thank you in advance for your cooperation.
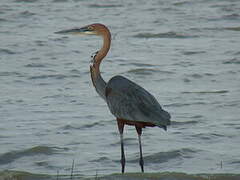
[0,0,240,177]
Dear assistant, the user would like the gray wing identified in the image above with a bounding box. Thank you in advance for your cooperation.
[105,75,171,127]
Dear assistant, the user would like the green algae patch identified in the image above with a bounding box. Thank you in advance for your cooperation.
[94,172,240,180]
[198,173,240,180]
[0,170,52,180]
[96,172,204,180]
[1,170,240,180]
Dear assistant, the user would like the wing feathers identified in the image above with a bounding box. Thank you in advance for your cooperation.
[106,76,170,127]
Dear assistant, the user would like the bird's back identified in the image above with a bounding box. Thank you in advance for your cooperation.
[105,75,171,129]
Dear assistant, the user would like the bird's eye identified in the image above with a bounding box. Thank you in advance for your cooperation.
[88,26,93,31]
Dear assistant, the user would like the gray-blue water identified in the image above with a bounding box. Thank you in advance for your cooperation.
[0,0,240,177]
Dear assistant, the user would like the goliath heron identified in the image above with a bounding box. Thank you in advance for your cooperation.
[55,23,171,173]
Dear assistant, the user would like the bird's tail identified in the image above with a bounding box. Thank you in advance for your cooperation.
[156,110,171,131]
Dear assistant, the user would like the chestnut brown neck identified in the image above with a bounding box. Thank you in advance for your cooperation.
[93,28,111,75]
[90,26,111,100]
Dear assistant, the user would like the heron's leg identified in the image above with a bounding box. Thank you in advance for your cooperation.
[117,119,125,173]
[135,126,144,173]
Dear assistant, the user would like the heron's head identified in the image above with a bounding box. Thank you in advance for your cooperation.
[55,23,109,36]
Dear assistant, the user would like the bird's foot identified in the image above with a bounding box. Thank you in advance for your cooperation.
[121,157,125,173]
[139,158,144,173]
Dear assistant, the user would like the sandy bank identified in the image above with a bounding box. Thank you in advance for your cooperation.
[1,170,240,180]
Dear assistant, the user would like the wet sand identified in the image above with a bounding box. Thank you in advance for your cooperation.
[1,170,240,180]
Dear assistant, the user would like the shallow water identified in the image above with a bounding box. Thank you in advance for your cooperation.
[0,0,240,177]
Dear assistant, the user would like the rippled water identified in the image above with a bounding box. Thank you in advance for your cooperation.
[0,0,240,177]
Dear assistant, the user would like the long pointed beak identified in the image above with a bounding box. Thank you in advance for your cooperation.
[55,27,96,35]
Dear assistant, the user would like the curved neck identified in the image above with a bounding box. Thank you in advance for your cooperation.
[90,27,111,101]
[94,29,111,73]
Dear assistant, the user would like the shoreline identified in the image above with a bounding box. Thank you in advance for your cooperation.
[1,170,240,180]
